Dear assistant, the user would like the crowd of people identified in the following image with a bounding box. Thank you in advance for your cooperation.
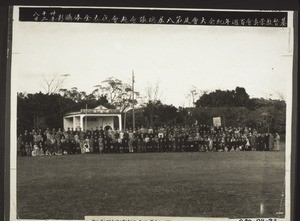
[17,124,281,157]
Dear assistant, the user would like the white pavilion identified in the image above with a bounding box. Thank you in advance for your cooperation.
[63,105,122,131]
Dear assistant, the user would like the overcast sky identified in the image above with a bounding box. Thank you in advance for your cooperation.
[11,7,294,107]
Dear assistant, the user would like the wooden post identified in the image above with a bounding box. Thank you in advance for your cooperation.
[132,70,135,130]
[85,104,87,131]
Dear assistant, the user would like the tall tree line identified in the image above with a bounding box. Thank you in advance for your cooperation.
[17,84,286,136]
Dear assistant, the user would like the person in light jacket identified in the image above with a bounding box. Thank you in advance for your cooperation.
[274,133,280,151]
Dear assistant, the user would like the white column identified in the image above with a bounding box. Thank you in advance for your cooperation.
[118,114,122,131]
[73,116,75,130]
[63,117,67,130]
[80,115,83,130]
[99,117,103,128]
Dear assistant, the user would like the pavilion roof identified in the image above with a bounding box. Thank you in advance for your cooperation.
[64,105,121,116]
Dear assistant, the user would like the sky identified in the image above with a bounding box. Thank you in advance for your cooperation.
[11,7,294,107]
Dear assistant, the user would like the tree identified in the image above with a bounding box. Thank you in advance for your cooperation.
[274,91,286,101]
[94,77,123,104]
[186,86,199,107]
[143,82,162,127]
[234,87,250,107]
[94,77,140,129]
[195,87,249,108]
[59,87,87,103]
[143,100,178,127]
[41,74,70,94]
[145,81,161,102]
[17,92,76,132]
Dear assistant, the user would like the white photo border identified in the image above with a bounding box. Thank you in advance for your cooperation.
[9,5,296,221]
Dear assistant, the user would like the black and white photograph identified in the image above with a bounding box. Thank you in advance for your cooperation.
[10,6,294,221]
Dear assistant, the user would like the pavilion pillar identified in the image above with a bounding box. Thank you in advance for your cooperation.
[118,114,122,131]
[80,115,84,130]
[73,116,75,130]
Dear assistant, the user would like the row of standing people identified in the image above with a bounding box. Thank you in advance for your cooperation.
[17,125,281,156]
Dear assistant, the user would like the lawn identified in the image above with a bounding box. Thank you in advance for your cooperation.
[17,151,285,220]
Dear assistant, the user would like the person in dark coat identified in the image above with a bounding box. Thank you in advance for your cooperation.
[258,134,265,151]
[268,133,275,151]
[19,142,26,156]
[264,133,270,151]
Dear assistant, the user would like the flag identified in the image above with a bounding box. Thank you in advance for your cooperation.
[213,117,221,126]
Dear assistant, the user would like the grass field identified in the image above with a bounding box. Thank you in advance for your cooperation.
[17,150,285,220]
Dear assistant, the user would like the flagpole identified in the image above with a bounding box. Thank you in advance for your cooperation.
[85,104,88,131]
[132,70,135,130]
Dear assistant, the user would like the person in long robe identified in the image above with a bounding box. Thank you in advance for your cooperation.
[245,138,251,151]
[268,133,275,151]
[208,136,213,151]
[89,136,94,153]
[98,136,104,154]
[274,133,280,151]
[128,138,134,153]
[80,140,85,154]
[249,133,256,151]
